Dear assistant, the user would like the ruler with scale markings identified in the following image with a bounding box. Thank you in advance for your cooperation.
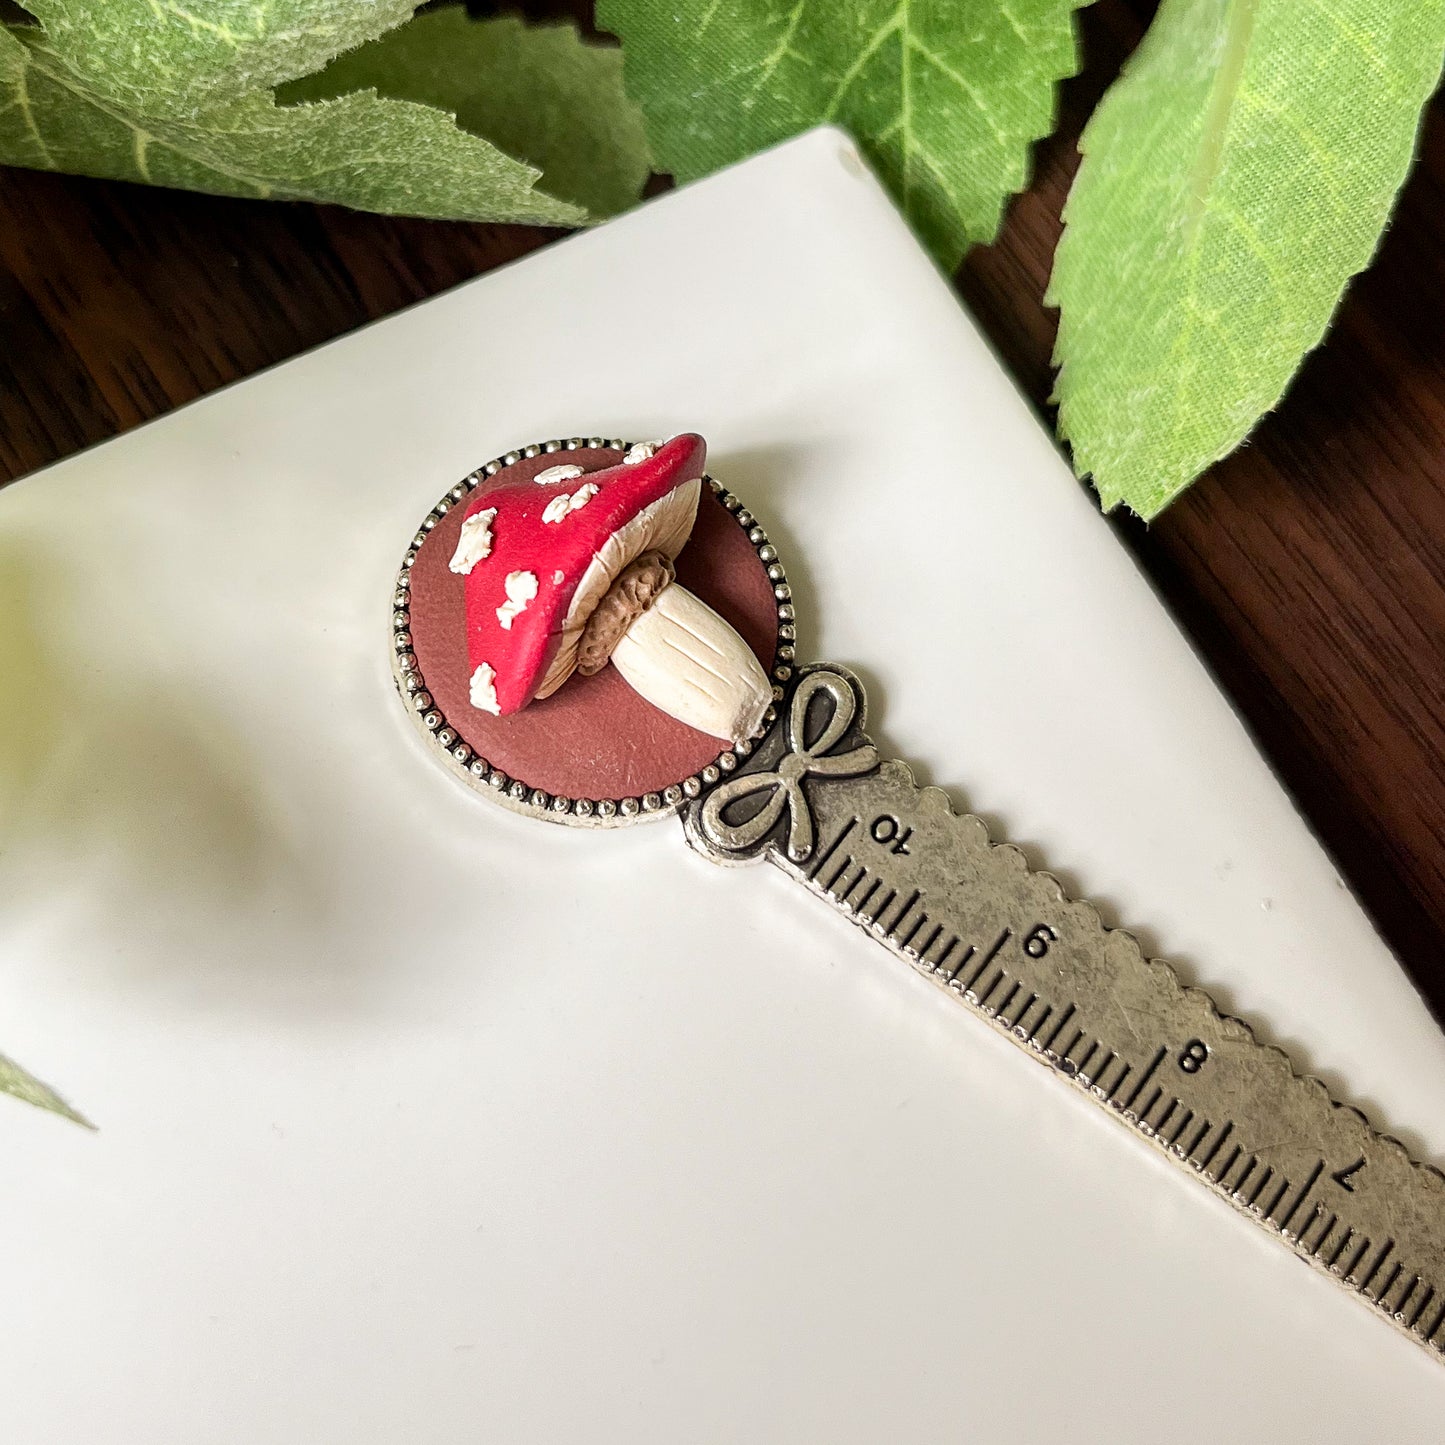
[685,664,1445,1362]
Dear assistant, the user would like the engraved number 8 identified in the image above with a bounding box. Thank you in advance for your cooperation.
[1177,1039,1209,1073]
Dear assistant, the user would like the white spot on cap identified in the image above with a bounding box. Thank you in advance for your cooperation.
[541,481,599,524]
[449,508,496,574]
[623,442,660,465]
[496,570,538,630]
[552,570,564,585]
[469,662,499,714]
[534,463,585,486]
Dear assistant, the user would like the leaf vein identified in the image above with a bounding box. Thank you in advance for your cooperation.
[822,13,901,122]
[906,34,1009,149]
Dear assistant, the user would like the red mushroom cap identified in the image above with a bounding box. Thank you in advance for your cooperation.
[453,434,707,716]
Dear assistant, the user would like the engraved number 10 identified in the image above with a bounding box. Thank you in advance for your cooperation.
[870,815,913,854]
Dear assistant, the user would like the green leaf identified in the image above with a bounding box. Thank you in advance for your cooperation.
[1049,0,1445,518]
[0,22,583,225]
[597,0,1085,267]
[277,9,650,218]
[0,1050,94,1129]
[20,0,418,116]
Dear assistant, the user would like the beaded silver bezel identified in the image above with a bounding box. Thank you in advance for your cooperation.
[390,436,797,828]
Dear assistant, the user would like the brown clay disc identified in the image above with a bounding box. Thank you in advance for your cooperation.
[406,446,781,803]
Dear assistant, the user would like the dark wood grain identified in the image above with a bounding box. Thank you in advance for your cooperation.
[2,3,1442,1025]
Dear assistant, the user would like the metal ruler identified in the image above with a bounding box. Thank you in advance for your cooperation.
[685,663,1445,1364]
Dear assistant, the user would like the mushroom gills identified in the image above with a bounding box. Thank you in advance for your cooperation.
[609,583,772,745]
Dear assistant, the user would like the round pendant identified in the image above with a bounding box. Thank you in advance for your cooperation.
[391,436,797,826]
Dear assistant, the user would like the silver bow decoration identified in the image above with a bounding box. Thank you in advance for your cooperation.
[698,670,879,862]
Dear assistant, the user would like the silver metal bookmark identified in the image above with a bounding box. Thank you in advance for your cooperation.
[393,437,1445,1366]
[685,662,1445,1362]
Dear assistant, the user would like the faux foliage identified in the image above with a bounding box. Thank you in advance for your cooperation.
[277,8,650,219]
[596,0,1087,265]
[1049,0,1445,516]
[1,0,1440,516]
[0,1,609,225]
[0,1050,91,1129]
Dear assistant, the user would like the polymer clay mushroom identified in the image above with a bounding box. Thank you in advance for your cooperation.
[448,434,772,744]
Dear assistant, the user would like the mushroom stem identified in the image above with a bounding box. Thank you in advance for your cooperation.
[609,583,773,744]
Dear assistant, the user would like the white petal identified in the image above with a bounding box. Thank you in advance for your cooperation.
[449,508,496,574]
[534,463,585,486]
[496,570,538,630]
[469,662,500,714]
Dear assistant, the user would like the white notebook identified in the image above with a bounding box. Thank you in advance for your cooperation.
[3,129,1442,1442]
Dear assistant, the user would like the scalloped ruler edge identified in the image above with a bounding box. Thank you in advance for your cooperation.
[685,664,1445,1366]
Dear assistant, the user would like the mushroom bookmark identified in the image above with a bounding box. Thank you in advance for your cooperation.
[393,433,1445,1367]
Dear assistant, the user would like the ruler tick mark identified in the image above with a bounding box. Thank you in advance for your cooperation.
[810,818,857,881]
[1278,1161,1324,1232]
[1263,1173,1291,1221]
[1394,1274,1420,1318]
[1198,1120,1234,1175]
[916,922,943,959]
[1309,1212,1339,1257]
[963,931,1010,992]
[1323,1227,1354,1271]
[1245,1165,1273,1209]
[976,970,1008,1009]
[943,944,973,984]
[884,889,920,936]
[1185,1117,1213,1159]
[1360,1239,1396,1294]
[1216,1144,1244,1185]
[899,908,929,951]
[1092,1054,1122,1096]
[1123,1048,1168,1112]
[1376,1262,1404,1305]
[1009,994,1039,1035]
[1041,1003,1076,1053]
[993,981,1022,1020]
[1342,1234,1371,1281]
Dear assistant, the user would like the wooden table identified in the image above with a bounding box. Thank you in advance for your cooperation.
[2,3,1442,1024]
